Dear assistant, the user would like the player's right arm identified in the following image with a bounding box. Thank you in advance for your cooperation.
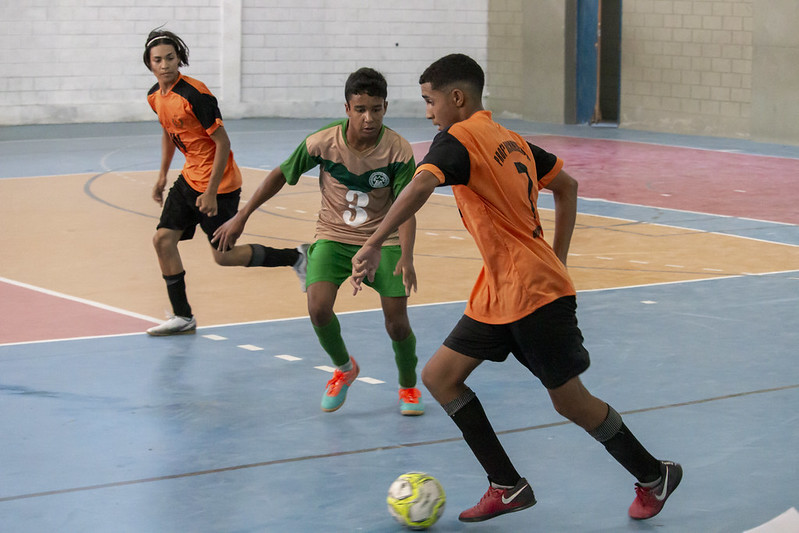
[211,166,288,251]
[152,127,176,205]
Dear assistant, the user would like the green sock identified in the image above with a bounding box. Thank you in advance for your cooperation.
[312,315,350,367]
[393,332,418,388]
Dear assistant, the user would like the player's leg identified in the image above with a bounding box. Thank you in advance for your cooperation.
[516,295,681,519]
[424,345,536,522]
[148,178,198,336]
[423,321,536,522]
[210,242,300,268]
[548,377,682,519]
[305,240,359,412]
[380,295,423,415]
[200,189,308,287]
[372,244,423,415]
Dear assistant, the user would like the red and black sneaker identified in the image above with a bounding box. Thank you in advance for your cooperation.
[629,461,683,520]
[458,477,536,522]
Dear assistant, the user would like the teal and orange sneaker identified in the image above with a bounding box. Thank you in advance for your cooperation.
[399,387,425,416]
[321,357,360,412]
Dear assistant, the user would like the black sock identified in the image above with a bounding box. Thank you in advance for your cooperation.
[164,271,191,318]
[589,405,661,483]
[247,244,300,267]
[443,388,521,487]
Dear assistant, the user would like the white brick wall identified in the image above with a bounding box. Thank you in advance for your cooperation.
[237,0,488,118]
[1,0,488,125]
[1,0,223,124]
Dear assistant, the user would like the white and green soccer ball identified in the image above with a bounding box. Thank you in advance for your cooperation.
[386,472,446,530]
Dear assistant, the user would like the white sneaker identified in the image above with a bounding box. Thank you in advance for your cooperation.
[293,243,310,292]
[146,315,196,336]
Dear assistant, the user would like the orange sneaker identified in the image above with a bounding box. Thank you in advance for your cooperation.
[320,358,359,412]
[399,387,425,416]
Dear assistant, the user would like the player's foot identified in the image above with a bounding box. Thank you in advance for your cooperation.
[399,387,424,416]
[293,243,310,292]
[146,315,196,336]
[321,357,359,412]
[458,477,536,522]
[628,460,683,520]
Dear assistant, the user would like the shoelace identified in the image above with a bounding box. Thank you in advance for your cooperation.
[326,370,347,393]
[634,484,656,503]
[477,486,503,505]
[399,388,420,403]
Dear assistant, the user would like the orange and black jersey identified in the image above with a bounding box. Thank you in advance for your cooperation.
[147,74,241,194]
[416,110,575,324]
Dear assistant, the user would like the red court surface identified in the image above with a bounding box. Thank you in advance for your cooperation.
[530,135,799,225]
[416,135,799,224]
[0,280,155,344]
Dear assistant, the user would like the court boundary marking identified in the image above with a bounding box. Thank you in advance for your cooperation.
[1,382,796,504]
[3,269,798,349]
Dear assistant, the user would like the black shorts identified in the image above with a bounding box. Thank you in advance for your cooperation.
[443,296,590,389]
[157,175,241,242]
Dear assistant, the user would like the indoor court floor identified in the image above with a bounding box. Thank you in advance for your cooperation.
[1,116,798,532]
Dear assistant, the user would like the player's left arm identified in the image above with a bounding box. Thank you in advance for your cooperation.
[196,125,231,216]
[543,169,578,266]
[395,215,418,295]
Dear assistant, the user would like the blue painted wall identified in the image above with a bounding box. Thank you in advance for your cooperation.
[576,0,599,124]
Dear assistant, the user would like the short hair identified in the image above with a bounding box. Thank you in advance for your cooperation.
[143,28,189,71]
[344,67,388,102]
[419,53,485,96]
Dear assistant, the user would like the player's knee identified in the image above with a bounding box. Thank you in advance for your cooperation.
[213,251,234,267]
[420,363,447,396]
[152,231,174,255]
[551,397,574,420]
[420,364,435,390]
[308,306,333,327]
[384,319,411,342]
[551,396,593,426]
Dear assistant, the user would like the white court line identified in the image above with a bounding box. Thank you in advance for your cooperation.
[238,344,263,351]
[4,271,799,348]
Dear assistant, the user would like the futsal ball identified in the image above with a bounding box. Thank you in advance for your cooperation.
[387,472,446,530]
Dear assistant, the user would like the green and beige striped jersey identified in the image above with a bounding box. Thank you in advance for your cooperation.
[279,119,415,246]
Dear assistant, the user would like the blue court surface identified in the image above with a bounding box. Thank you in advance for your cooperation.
[1,118,798,532]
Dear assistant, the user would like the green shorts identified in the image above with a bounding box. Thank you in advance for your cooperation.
[306,239,407,297]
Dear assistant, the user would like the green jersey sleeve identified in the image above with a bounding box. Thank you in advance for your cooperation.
[390,155,416,198]
[279,140,320,186]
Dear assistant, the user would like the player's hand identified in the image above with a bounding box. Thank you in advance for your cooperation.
[211,215,244,252]
[152,176,167,206]
[152,185,164,206]
[196,192,218,217]
[350,243,382,296]
[394,256,417,296]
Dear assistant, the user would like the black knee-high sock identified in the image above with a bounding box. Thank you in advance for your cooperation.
[247,244,300,267]
[164,271,191,318]
[443,388,521,487]
[589,405,661,483]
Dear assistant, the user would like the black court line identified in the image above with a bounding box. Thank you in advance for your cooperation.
[2,382,796,504]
